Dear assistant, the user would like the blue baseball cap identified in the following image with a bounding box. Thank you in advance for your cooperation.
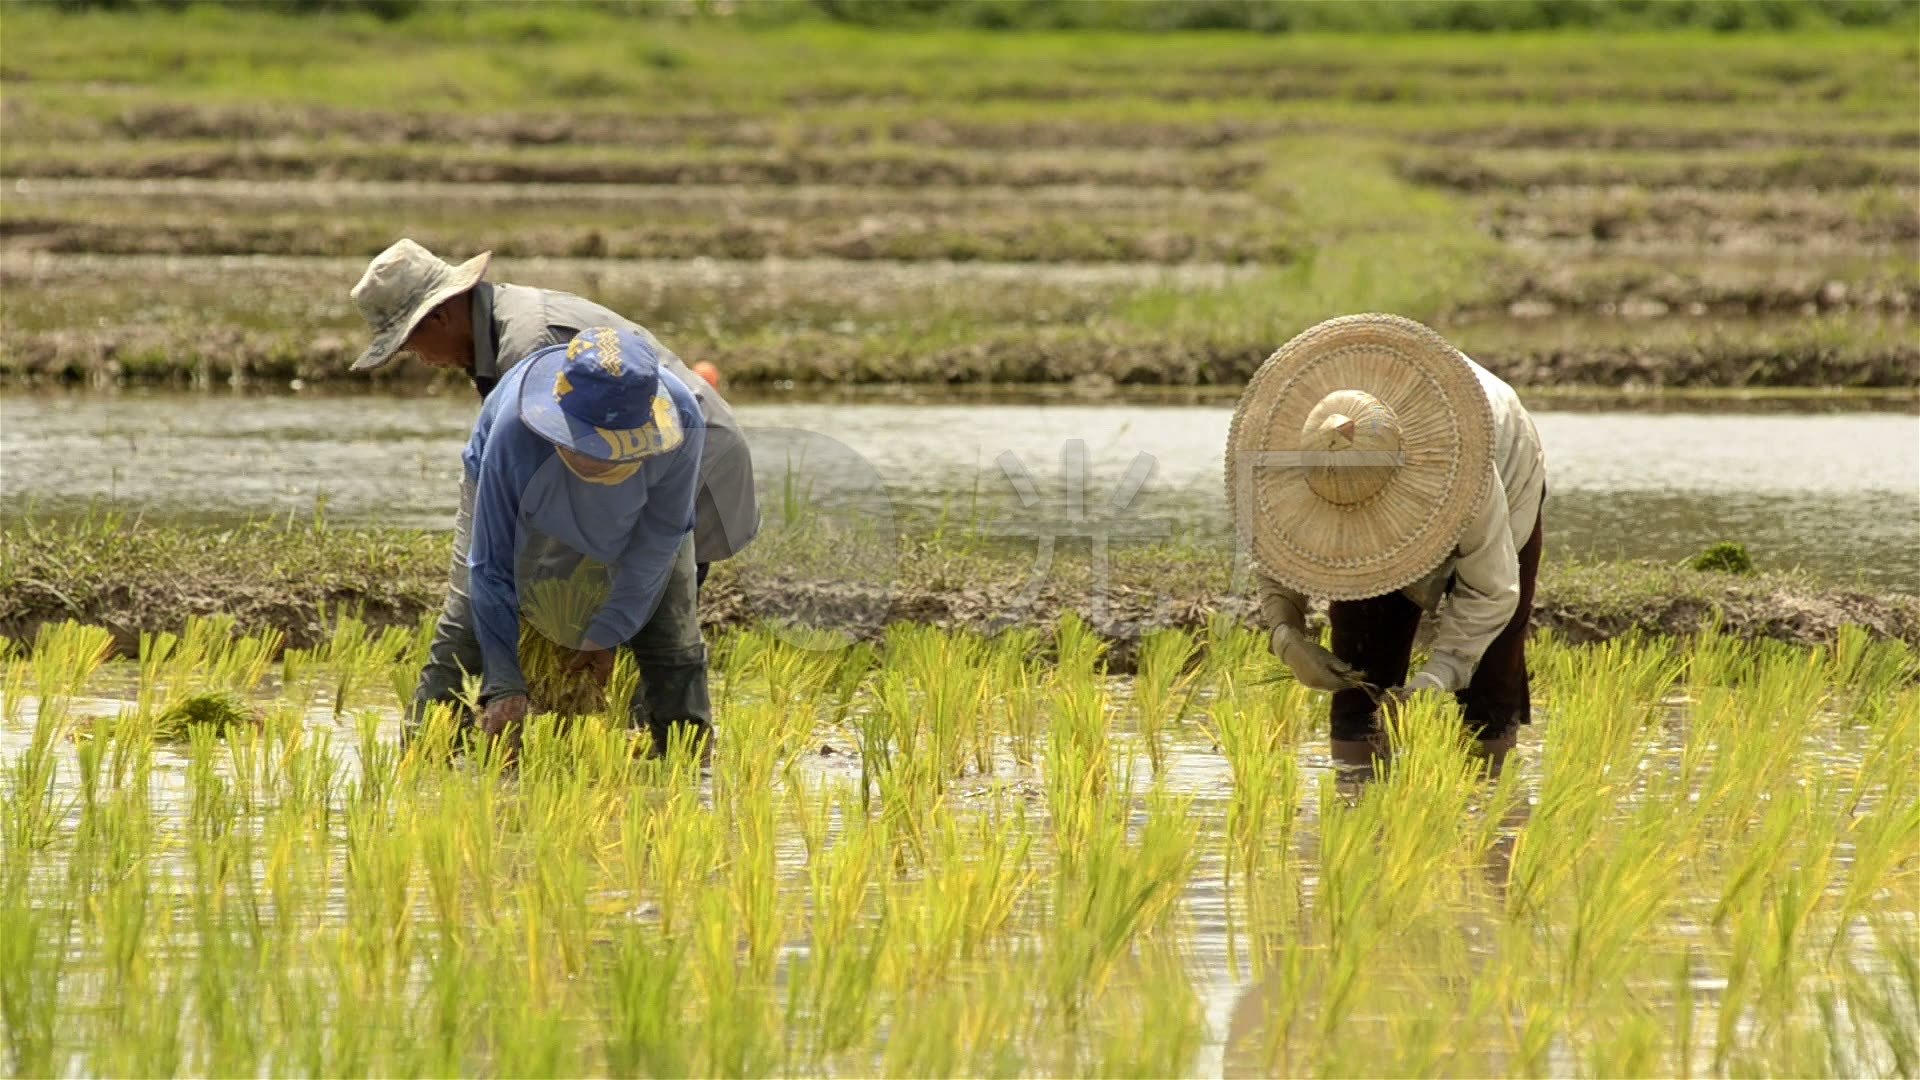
[519,327,685,463]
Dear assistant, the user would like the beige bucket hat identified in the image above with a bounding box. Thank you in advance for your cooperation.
[348,239,492,372]
[1225,313,1496,600]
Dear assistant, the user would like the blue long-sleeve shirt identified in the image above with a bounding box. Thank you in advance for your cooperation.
[465,360,705,699]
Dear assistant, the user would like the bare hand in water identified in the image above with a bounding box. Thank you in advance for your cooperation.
[479,693,529,740]
[563,642,616,685]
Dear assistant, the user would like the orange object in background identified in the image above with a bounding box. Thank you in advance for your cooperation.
[691,361,722,390]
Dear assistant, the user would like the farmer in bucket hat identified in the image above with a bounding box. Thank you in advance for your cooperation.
[349,240,758,740]
[457,324,708,753]
[1225,314,1547,773]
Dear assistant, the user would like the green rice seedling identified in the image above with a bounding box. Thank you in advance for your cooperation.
[688,887,779,1078]
[1200,609,1277,700]
[206,627,281,699]
[152,690,260,742]
[858,674,945,865]
[8,613,1917,1076]
[723,635,848,781]
[886,806,1036,992]
[607,926,690,1078]
[637,783,723,941]
[1511,635,1680,918]
[515,569,611,717]
[880,623,994,781]
[0,636,29,726]
[987,626,1046,766]
[1686,615,1759,689]
[711,623,766,713]
[727,782,786,983]
[1051,611,1109,683]
[487,949,585,1079]
[1845,914,1920,1077]
[1043,674,1114,872]
[752,630,840,715]
[1826,623,1916,703]
[880,948,1040,1079]
[1828,690,1920,954]
[0,885,74,1077]
[132,627,187,719]
[1089,945,1208,1079]
[157,616,280,700]
[716,696,808,801]
[822,639,877,730]
[789,786,890,1064]
[1133,626,1200,776]
[1205,686,1303,887]
[27,620,114,732]
[1047,787,1197,1015]
[4,682,82,873]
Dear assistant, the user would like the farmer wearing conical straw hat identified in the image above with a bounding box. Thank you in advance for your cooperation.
[348,240,758,744]
[1226,314,1547,771]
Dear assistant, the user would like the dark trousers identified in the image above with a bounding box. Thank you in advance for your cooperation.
[1327,506,1545,742]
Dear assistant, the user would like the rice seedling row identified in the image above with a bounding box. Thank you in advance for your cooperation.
[1,613,1914,1077]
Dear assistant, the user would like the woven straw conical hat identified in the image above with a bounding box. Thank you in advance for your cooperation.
[1225,313,1495,600]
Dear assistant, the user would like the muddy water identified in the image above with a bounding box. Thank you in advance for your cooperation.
[2,390,1915,590]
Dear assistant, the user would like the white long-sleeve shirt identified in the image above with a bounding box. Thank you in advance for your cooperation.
[1258,355,1546,691]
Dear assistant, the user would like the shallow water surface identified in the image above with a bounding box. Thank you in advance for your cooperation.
[3,390,1915,590]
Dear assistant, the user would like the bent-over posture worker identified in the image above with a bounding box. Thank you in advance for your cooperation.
[463,325,705,752]
[1225,313,1546,771]
[347,240,758,742]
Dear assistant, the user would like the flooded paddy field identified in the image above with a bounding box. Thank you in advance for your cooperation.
[2,616,1915,1076]
[4,389,1915,591]
[3,12,1918,1076]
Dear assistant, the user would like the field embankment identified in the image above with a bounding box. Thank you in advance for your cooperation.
[3,518,1914,665]
[1,10,1913,390]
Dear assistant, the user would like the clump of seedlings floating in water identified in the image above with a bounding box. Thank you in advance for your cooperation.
[151,690,259,741]
[0,612,1915,1077]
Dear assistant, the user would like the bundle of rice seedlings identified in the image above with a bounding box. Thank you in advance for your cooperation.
[153,691,261,742]
[519,562,617,719]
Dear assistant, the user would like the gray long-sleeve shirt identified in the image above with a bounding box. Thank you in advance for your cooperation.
[1257,355,1546,691]
[467,281,760,563]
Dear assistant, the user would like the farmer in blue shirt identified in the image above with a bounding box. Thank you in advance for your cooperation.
[467,325,709,755]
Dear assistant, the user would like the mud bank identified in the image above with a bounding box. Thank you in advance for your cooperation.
[3,521,1913,668]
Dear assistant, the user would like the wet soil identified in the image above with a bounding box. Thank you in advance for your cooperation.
[3,514,1916,672]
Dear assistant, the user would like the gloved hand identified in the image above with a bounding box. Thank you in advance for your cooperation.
[1270,625,1364,691]
[1381,671,1448,719]
[1266,592,1365,693]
